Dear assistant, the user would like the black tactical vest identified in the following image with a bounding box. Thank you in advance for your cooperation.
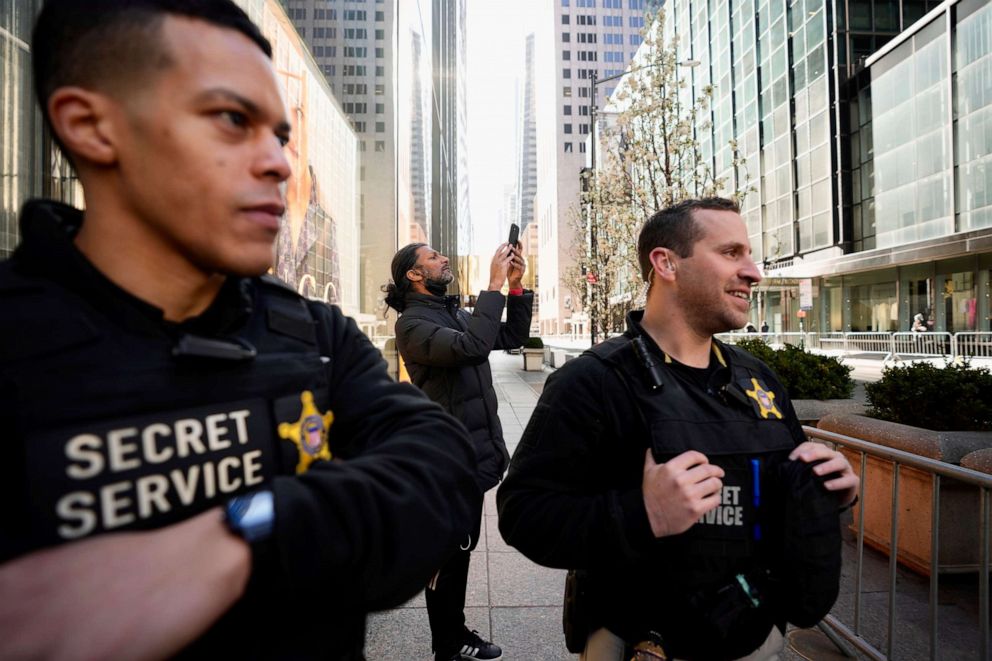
[586,334,800,658]
[0,271,334,562]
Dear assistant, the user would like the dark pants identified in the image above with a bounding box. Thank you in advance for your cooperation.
[426,503,484,653]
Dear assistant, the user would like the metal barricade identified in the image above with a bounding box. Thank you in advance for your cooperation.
[811,332,847,353]
[890,332,953,361]
[954,332,992,360]
[844,332,894,358]
[765,331,805,348]
[804,427,992,661]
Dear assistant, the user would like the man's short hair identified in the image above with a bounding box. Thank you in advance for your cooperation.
[32,0,272,150]
[637,197,741,281]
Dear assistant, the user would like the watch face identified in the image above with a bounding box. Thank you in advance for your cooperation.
[227,490,274,542]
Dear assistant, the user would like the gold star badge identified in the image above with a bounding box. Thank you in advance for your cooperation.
[278,391,334,473]
[744,377,783,419]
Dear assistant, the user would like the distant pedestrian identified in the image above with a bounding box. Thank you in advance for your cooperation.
[745,323,758,333]
[760,320,769,333]
[911,313,926,333]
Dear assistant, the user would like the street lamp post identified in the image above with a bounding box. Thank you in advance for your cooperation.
[586,60,699,347]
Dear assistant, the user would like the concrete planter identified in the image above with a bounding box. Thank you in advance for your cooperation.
[818,413,992,575]
[523,348,544,371]
[791,398,865,426]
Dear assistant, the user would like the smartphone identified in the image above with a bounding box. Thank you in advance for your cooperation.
[508,223,519,247]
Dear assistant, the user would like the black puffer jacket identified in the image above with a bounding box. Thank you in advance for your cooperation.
[396,290,533,490]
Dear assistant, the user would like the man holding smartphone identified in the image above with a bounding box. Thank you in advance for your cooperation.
[383,235,531,660]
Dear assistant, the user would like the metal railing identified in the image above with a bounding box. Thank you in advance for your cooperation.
[956,332,992,359]
[804,426,992,660]
[716,331,992,363]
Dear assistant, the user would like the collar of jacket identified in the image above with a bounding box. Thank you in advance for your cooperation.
[14,199,254,337]
[623,309,731,369]
[404,292,461,310]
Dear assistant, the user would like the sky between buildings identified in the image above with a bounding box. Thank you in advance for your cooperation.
[466,0,535,257]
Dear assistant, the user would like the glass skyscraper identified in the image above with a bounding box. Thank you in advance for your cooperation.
[627,0,991,334]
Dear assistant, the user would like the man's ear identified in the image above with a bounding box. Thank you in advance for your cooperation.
[47,87,120,166]
[648,247,677,284]
[406,267,423,283]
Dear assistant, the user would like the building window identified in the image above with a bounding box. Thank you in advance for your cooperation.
[564,123,573,133]
[562,50,571,60]
[375,84,385,95]
[375,10,385,21]
[579,87,589,97]
[563,86,572,96]
[375,121,385,133]
[564,142,574,152]
[562,14,570,25]
[579,124,589,134]
[375,29,385,40]
[629,16,644,28]
[579,142,587,153]
[344,28,368,39]
[563,68,572,79]
[630,34,643,46]
[562,32,571,42]
[564,104,573,115]
[359,140,367,152]
[343,10,367,20]
[579,105,589,115]
[375,140,386,152]
[562,0,570,5]
[375,47,385,58]
[353,120,366,132]
[375,103,385,114]
[344,46,368,58]
[376,65,385,76]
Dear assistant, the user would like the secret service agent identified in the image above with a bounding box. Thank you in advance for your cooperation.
[0,201,482,659]
[497,311,840,660]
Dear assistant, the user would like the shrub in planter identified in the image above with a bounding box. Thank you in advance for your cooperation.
[735,338,854,400]
[865,361,992,431]
[523,337,544,349]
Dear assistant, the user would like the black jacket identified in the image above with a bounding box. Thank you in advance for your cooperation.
[0,201,482,659]
[396,289,533,490]
[497,311,812,660]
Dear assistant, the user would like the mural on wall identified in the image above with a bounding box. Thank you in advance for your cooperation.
[262,1,343,305]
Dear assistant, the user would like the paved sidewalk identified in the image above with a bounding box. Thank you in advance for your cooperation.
[365,351,986,660]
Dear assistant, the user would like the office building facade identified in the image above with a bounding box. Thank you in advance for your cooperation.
[608,0,990,335]
[533,0,657,337]
[280,0,469,323]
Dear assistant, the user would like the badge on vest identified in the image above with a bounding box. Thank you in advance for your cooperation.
[278,390,334,473]
[743,377,782,419]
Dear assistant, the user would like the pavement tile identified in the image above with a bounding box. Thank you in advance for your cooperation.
[488,552,567,607]
[365,606,492,659]
[465,550,490,607]
[491,606,574,660]
[485,514,515,553]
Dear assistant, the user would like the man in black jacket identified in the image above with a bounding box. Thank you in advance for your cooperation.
[0,2,480,659]
[385,241,533,660]
[497,198,858,660]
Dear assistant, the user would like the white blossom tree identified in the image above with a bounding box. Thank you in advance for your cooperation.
[566,8,752,341]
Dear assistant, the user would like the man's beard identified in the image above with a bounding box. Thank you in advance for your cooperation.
[424,271,453,297]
